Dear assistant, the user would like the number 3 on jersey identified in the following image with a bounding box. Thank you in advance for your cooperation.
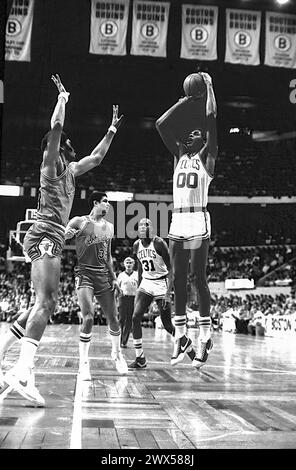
[176,172,198,188]
[142,259,155,271]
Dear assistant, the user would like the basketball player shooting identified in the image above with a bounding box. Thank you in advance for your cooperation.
[156,72,218,369]
[0,75,124,405]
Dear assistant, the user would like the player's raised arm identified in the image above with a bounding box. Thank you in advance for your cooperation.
[73,105,124,177]
[202,114,218,176]
[155,98,189,157]
[42,74,70,175]
[199,74,218,176]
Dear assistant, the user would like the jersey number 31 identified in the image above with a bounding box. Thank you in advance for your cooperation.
[142,259,156,271]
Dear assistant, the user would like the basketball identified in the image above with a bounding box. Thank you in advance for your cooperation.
[183,73,207,97]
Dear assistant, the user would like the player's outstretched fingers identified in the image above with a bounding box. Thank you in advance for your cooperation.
[117,114,124,128]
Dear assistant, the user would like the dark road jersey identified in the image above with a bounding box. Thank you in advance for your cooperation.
[36,162,76,228]
[75,216,114,273]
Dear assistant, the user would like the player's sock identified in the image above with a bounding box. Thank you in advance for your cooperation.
[133,338,143,358]
[11,321,26,340]
[109,328,121,354]
[174,315,187,338]
[198,316,211,342]
[0,321,25,363]
[79,332,92,365]
[16,337,39,379]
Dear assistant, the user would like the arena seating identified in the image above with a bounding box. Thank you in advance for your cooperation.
[2,139,296,197]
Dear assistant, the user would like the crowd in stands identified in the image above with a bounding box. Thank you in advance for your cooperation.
[207,244,296,284]
[1,239,295,330]
[209,292,296,335]
[1,137,296,327]
[212,141,296,198]
[2,152,173,195]
[2,138,296,197]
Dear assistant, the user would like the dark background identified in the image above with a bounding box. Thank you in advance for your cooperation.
[1,0,296,181]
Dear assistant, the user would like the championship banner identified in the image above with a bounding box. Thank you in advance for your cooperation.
[225,9,261,66]
[89,0,130,56]
[180,4,218,61]
[264,12,296,68]
[130,0,170,57]
[5,0,34,62]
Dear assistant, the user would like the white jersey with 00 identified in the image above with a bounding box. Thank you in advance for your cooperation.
[169,152,213,241]
[137,238,168,280]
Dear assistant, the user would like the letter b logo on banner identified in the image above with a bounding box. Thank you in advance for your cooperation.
[141,22,159,40]
[6,19,22,36]
[274,35,291,52]
[100,20,118,38]
[191,26,208,44]
[234,31,251,48]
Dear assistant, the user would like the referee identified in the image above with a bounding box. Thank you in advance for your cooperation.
[117,257,138,348]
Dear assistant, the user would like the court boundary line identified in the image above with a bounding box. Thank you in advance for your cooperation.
[70,376,82,449]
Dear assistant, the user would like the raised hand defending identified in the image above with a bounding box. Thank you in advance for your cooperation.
[51,74,70,103]
[111,104,124,130]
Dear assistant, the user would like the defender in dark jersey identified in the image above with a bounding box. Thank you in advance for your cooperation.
[156,72,217,370]
[65,191,128,379]
[128,219,195,369]
[1,75,124,405]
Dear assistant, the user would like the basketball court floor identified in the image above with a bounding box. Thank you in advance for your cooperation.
[0,323,296,450]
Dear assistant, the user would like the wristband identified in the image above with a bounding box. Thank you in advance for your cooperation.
[58,92,69,103]
[108,125,117,134]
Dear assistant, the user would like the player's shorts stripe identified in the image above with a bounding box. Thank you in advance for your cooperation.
[172,206,206,213]
[168,232,210,241]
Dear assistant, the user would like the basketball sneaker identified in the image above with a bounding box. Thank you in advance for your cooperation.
[171,335,192,366]
[128,354,147,369]
[3,366,45,407]
[192,338,213,369]
[187,346,196,361]
[0,381,14,402]
[78,361,91,381]
[111,351,128,375]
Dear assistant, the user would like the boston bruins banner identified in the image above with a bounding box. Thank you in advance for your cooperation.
[5,0,34,61]
[130,0,170,57]
[89,0,130,56]
[225,9,261,66]
[265,12,296,68]
[180,4,218,61]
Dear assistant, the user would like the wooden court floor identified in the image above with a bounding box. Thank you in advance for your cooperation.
[0,323,296,450]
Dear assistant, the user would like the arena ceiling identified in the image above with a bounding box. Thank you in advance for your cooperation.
[1,0,296,173]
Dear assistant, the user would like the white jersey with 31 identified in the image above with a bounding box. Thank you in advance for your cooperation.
[136,238,168,280]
